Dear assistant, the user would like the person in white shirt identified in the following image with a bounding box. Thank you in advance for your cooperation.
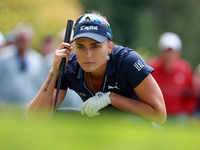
[0,22,46,109]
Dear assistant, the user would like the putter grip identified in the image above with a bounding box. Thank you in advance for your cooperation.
[59,20,74,76]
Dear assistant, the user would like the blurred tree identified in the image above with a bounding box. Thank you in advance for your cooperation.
[80,0,150,46]
[80,0,200,67]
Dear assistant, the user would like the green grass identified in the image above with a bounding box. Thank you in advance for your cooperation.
[0,109,200,150]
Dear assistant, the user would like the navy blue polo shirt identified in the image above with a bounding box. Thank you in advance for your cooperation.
[56,45,154,103]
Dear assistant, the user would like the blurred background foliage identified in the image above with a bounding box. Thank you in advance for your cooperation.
[80,0,200,67]
[0,0,84,48]
[0,0,200,67]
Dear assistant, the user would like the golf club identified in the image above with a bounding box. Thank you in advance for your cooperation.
[52,19,74,119]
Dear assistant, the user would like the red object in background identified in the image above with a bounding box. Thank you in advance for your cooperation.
[148,57,198,115]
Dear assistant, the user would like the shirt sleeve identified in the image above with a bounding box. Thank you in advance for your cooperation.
[55,72,70,90]
[122,51,154,89]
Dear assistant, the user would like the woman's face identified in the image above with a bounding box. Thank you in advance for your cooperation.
[74,38,113,74]
[161,48,180,63]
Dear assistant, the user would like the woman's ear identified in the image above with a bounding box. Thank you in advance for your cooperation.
[108,41,114,54]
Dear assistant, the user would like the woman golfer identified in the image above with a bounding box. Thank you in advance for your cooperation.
[28,13,167,124]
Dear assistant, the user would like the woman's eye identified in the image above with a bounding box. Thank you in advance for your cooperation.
[92,45,99,48]
[77,45,84,49]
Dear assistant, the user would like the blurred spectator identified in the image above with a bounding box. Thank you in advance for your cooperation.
[147,32,198,122]
[4,30,17,47]
[0,30,17,59]
[0,31,6,50]
[42,36,56,74]
[0,22,46,109]
[41,35,55,56]
[193,64,200,113]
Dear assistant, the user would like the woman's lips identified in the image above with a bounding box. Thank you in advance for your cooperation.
[83,62,94,64]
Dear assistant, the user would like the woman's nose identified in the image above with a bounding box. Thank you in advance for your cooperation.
[85,49,92,58]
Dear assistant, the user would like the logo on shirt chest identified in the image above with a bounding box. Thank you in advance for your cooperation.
[77,92,86,97]
[108,82,120,90]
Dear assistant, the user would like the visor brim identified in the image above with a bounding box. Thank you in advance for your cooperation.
[72,33,107,43]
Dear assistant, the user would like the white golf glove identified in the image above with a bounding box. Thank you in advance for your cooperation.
[81,92,111,117]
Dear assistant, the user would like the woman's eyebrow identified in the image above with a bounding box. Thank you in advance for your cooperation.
[76,43,84,46]
[75,42,100,46]
[90,42,100,46]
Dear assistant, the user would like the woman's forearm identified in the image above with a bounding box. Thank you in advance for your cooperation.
[28,42,72,121]
[27,69,59,119]
[109,92,166,124]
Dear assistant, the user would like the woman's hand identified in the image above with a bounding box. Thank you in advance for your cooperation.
[81,92,111,117]
[51,42,73,73]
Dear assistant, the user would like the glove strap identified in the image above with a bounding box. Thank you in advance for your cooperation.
[95,92,111,104]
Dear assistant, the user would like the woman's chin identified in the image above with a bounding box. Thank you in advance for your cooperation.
[82,67,95,72]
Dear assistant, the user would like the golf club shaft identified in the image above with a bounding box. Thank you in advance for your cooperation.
[59,19,74,77]
[53,20,74,118]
